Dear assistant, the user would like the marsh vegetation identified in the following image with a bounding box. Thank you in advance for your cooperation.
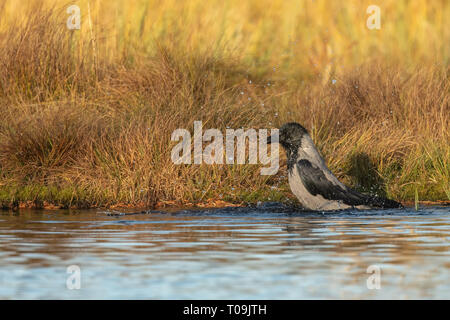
[0,0,448,209]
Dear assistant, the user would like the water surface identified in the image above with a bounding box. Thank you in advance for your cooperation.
[0,205,449,299]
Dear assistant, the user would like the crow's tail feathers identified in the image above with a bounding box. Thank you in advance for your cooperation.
[346,188,403,209]
[364,195,403,209]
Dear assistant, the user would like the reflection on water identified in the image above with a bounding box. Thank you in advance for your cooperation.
[0,206,449,299]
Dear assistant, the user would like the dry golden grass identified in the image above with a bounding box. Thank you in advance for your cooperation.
[0,1,448,209]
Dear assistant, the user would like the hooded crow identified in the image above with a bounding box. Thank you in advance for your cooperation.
[268,122,403,211]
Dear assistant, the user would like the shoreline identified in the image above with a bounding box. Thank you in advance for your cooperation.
[3,199,449,211]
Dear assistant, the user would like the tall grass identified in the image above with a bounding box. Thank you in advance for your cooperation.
[0,0,448,209]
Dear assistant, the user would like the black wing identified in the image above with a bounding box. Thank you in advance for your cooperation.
[296,159,402,208]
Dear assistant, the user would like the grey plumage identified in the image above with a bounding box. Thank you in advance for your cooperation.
[268,122,403,211]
